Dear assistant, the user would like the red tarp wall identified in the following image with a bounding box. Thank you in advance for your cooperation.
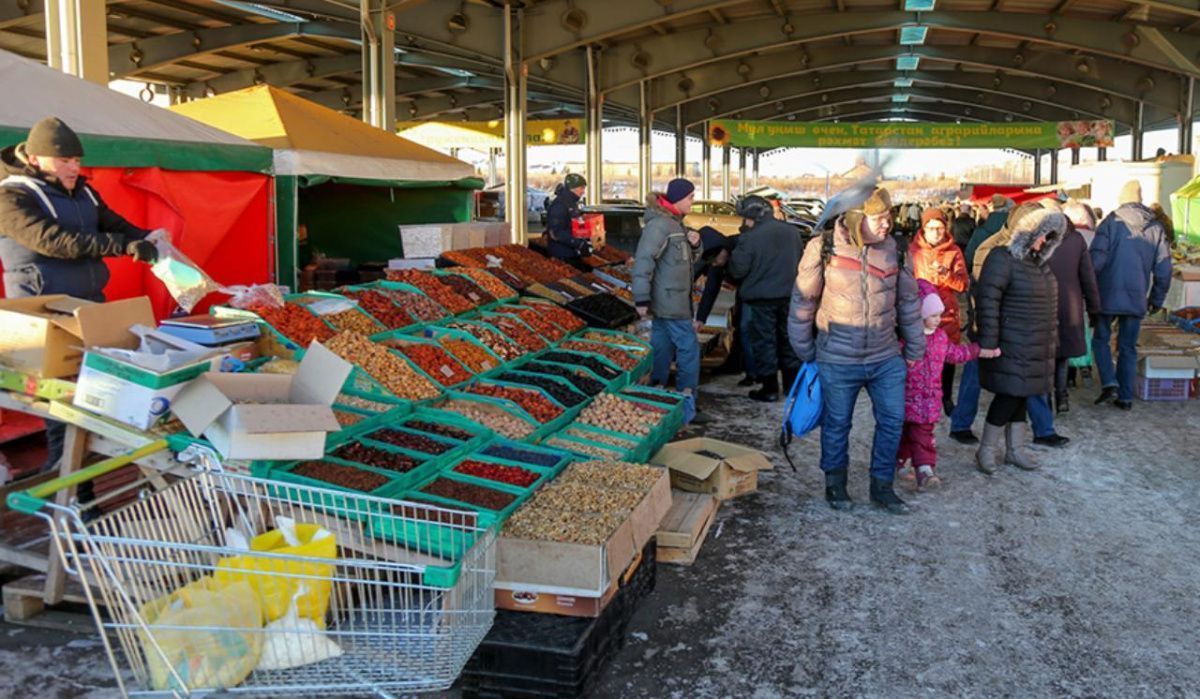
[87,167,273,319]
[968,184,1057,207]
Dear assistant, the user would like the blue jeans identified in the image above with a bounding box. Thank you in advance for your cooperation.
[949,358,980,432]
[651,318,700,419]
[738,301,757,377]
[1027,394,1055,438]
[1093,314,1141,402]
[816,356,907,482]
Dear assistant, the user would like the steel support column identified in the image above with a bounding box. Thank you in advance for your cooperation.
[638,80,652,201]
[737,148,747,196]
[1033,149,1042,186]
[45,0,107,84]
[1049,149,1058,185]
[360,0,395,130]
[1098,147,1107,161]
[701,123,712,199]
[675,105,686,177]
[752,149,760,188]
[1180,77,1195,155]
[1071,148,1081,166]
[721,146,731,201]
[504,5,528,242]
[585,46,603,198]
[1133,101,1145,161]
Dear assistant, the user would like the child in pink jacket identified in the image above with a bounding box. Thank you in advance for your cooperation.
[899,281,981,490]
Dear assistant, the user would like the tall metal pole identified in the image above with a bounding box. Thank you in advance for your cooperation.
[1133,101,1145,161]
[504,5,527,242]
[1098,147,1107,162]
[45,0,108,84]
[1180,76,1196,155]
[752,148,760,188]
[721,146,731,201]
[675,105,686,176]
[1049,149,1058,185]
[638,80,653,200]
[702,122,712,199]
[360,0,395,130]
[1071,148,1081,166]
[585,45,603,199]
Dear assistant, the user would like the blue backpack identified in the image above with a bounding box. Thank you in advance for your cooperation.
[779,362,823,471]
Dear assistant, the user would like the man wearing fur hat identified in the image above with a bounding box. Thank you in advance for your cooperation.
[633,178,706,424]
[788,187,926,515]
[0,117,161,480]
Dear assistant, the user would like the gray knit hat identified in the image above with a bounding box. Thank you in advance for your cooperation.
[24,117,84,158]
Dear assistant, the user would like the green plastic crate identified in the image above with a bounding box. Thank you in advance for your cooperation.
[434,269,520,306]
[285,291,387,334]
[560,420,654,463]
[432,392,542,443]
[357,425,472,468]
[251,457,404,523]
[367,496,497,574]
[472,438,575,477]
[532,347,628,390]
[462,378,584,444]
[541,433,632,462]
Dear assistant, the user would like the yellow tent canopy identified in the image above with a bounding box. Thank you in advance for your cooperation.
[171,85,473,182]
[397,121,506,151]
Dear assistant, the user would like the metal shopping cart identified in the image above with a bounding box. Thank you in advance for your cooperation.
[7,441,496,697]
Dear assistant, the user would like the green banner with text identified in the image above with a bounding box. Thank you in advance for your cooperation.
[708,119,1115,149]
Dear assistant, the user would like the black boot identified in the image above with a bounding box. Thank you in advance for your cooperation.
[869,477,912,515]
[1095,386,1118,405]
[1055,390,1070,414]
[737,375,757,387]
[780,366,799,393]
[748,374,780,402]
[824,469,853,511]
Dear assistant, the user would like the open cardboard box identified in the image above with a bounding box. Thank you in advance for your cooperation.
[171,341,352,460]
[651,437,774,501]
[0,295,154,378]
[496,469,671,607]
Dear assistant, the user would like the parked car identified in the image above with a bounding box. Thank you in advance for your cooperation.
[684,199,742,237]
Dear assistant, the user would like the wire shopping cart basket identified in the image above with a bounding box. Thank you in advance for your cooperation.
[7,441,497,697]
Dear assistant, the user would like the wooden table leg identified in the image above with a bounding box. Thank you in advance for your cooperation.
[42,423,88,605]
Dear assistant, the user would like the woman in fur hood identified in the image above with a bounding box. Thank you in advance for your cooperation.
[973,207,1066,475]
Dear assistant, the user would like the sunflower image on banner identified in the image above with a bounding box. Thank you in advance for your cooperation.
[709,122,731,146]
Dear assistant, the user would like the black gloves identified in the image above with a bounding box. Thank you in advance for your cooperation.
[578,241,594,257]
[1147,303,1163,315]
[127,240,158,264]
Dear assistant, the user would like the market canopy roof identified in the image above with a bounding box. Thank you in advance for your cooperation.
[171,86,475,183]
[0,50,270,173]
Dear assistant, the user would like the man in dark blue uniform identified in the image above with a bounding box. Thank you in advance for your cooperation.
[544,173,591,262]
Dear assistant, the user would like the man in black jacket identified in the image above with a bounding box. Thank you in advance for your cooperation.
[951,202,976,250]
[728,195,806,402]
[544,173,590,262]
[0,117,160,480]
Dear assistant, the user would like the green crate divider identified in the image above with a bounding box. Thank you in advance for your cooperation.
[371,329,476,389]
[541,433,632,462]
[366,496,495,577]
[252,457,404,523]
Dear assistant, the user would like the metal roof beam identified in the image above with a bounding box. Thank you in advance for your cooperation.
[812,108,992,123]
[299,75,506,110]
[0,0,43,29]
[654,44,1181,112]
[680,69,1135,126]
[109,20,360,78]
[564,11,1200,93]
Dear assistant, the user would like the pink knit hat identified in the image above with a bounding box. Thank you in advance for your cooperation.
[917,279,944,319]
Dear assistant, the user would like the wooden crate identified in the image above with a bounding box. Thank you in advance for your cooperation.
[655,490,718,566]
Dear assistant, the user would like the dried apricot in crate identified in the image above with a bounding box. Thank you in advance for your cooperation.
[381,340,472,386]
[486,317,546,351]
[454,268,516,299]
[467,383,563,422]
[250,303,334,345]
[388,270,474,314]
[325,331,441,400]
[439,337,498,374]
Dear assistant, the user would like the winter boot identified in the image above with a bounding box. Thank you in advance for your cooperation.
[1055,390,1070,414]
[748,373,780,402]
[824,468,853,511]
[869,477,912,515]
[1004,421,1041,471]
[916,465,941,490]
[974,422,1005,475]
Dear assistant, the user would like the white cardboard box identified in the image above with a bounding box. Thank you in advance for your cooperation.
[171,342,352,460]
[399,224,454,258]
[0,296,153,378]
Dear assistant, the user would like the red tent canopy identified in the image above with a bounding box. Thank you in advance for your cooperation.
[968,184,1057,207]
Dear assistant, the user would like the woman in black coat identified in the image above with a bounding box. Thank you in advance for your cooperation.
[1047,208,1101,410]
[974,208,1066,475]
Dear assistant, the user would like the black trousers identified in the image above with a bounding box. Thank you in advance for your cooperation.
[1053,357,1069,395]
[986,394,1027,426]
[746,298,800,378]
[941,363,956,403]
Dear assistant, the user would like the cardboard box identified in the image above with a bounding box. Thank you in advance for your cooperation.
[484,222,511,247]
[74,327,227,430]
[171,342,352,460]
[0,296,154,378]
[652,437,774,501]
[496,469,671,596]
[399,224,454,258]
[656,491,719,566]
[387,257,436,271]
[494,541,647,617]
[1140,354,1199,379]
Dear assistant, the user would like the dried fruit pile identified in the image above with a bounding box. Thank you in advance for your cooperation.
[565,293,637,327]
[339,290,414,329]
[438,273,497,306]
[521,362,605,396]
[250,303,334,345]
[563,427,639,450]
[486,316,547,351]
[388,270,474,314]
[438,337,499,373]
[544,437,623,460]
[335,394,395,413]
[370,287,448,322]
[559,461,664,490]
[622,388,683,405]
[325,331,441,400]
[444,322,523,361]
[420,477,516,510]
[497,304,568,341]
[581,331,649,351]
[291,461,389,492]
[561,340,639,370]
[538,351,621,380]
[492,372,586,408]
[333,410,365,427]
[365,428,454,455]
[453,268,516,299]
[333,442,422,473]
[480,444,562,468]
[577,393,659,436]
[405,419,474,441]
[593,246,632,264]
[529,301,587,332]
[437,250,486,268]
[453,459,539,488]
[504,507,626,545]
[467,383,563,423]
[322,308,384,334]
[439,400,534,439]
[381,341,472,386]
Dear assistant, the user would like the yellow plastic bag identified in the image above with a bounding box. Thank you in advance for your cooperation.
[215,521,336,626]
[138,578,263,692]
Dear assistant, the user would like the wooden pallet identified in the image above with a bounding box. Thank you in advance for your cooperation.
[2,574,103,632]
[656,491,719,566]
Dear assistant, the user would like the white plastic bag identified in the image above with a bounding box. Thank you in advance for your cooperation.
[255,586,343,671]
[147,230,222,313]
[225,284,287,310]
